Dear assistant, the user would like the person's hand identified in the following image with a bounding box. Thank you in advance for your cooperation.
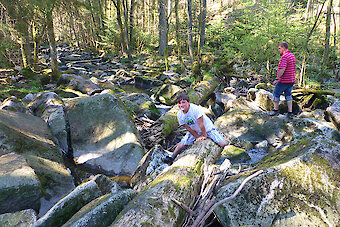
[273,79,278,85]
[196,136,207,142]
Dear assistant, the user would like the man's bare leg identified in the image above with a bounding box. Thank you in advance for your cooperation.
[273,101,279,110]
[287,100,292,112]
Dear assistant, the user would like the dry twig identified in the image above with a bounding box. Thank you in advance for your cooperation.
[191,170,264,227]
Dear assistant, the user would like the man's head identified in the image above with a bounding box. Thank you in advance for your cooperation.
[177,93,190,113]
[278,42,288,55]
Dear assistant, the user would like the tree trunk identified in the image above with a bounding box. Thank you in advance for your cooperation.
[122,0,131,58]
[197,0,206,56]
[32,22,39,69]
[112,139,223,226]
[158,0,167,56]
[175,0,185,73]
[187,0,194,65]
[322,0,332,66]
[129,0,135,46]
[113,0,128,56]
[143,76,220,149]
[18,22,32,68]
[46,9,59,78]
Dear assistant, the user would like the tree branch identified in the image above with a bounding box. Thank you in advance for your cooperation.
[191,170,264,227]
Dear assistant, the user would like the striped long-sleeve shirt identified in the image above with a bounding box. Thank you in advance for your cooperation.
[277,51,296,83]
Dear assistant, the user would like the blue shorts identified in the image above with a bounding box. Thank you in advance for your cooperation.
[180,128,225,145]
[273,82,294,102]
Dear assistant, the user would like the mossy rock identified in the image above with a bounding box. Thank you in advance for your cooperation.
[19,68,36,78]
[220,145,251,163]
[215,133,340,226]
[53,88,79,98]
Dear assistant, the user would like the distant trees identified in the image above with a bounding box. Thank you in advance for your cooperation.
[0,0,338,85]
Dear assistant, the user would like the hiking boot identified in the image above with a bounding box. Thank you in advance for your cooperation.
[162,155,174,164]
[287,112,294,119]
[268,110,279,116]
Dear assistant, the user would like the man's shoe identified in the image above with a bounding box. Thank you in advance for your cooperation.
[287,112,294,119]
[268,110,279,116]
[162,156,174,164]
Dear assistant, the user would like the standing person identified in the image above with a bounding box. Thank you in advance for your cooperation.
[268,41,296,119]
[162,93,227,164]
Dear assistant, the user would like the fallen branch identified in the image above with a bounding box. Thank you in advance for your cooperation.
[191,170,264,227]
[171,198,196,216]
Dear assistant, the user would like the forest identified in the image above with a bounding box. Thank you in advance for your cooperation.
[0,0,339,226]
[0,0,339,92]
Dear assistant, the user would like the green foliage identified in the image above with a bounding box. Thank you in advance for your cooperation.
[204,0,335,83]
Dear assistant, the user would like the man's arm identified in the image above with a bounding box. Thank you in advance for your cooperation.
[196,116,207,141]
[273,68,285,85]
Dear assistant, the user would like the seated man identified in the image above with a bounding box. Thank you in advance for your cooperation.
[162,93,227,164]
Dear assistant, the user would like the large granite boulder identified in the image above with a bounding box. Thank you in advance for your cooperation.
[0,96,25,113]
[326,100,340,130]
[0,110,74,216]
[215,133,340,226]
[154,84,182,105]
[65,93,145,176]
[63,189,135,227]
[130,145,168,192]
[254,89,274,111]
[119,92,160,120]
[0,153,41,214]
[25,92,69,155]
[215,109,293,150]
[0,209,37,227]
[34,180,102,227]
[57,74,102,95]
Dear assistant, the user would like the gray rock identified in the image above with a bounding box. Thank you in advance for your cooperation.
[215,133,340,227]
[215,110,292,149]
[34,180,102,227]
[0,96,25,113]
[119,93,160,120]
[220,145,251,163]
[65,93,145,176]
[235,79,249,89]
[58,74,102,95]
[130,145,168,192]
[247,88,257,101]
[0,153,41,214]
[154,84,182,105]
[255,89,274,111]
[92,174,121,194]
[0,209,37,227]
[326,100,340,130]
[62,189,135,227]
[26,92,64,118]
[0,110,74,217]
[47,106,69,155]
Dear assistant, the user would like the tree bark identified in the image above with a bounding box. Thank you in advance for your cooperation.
[197,0,206,56]
[187,0,194,65]
[322,0,332,66]
[46,9,59,78]
[122,0,131,58]
[19,21,32,68]
[143,77,220,149]
[158,0,167,56]
[111,139,223,226]
[129,0,135,46]
[113,0,129,56]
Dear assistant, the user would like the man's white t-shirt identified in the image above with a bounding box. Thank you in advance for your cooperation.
[177,103,214,133]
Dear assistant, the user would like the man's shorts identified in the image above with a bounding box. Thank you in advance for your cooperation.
[180,128,225,145]
[273,82,294,102]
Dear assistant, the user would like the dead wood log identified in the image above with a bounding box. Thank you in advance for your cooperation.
[191,170,264,227]
[111,139,223,226]
[292,89,335,96]
[143,77,220,148]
